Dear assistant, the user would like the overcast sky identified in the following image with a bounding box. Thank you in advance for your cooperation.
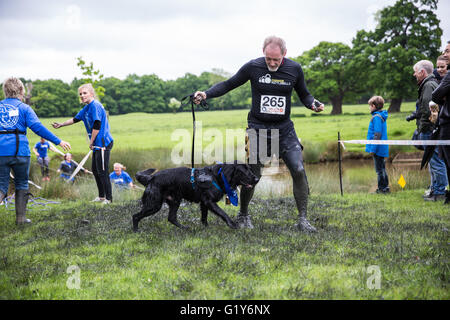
[1,0,449,83]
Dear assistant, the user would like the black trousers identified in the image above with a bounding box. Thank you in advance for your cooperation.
[92,142,113,201]
[439,127,450,191]
[241,119,309,216]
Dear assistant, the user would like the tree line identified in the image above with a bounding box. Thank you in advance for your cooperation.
[1,0,442,116]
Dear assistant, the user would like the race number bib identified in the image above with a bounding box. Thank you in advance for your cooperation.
[260,95,286,115]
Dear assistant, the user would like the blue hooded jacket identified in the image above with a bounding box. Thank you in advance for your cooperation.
[365,110,389,157]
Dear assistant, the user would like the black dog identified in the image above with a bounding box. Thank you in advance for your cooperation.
[133,162,259,231]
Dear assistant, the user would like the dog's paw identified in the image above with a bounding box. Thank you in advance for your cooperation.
[228,221,239,229]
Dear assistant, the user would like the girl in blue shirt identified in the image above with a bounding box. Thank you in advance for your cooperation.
[52,83,113,204]
[110,163,134,189]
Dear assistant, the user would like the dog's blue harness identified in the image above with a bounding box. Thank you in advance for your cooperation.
[190,168,222,192]
[218,168,239,206]
[190,167,238,206]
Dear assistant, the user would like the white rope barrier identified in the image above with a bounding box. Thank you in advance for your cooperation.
[339,139,450,150]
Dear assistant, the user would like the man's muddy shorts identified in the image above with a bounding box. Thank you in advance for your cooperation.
[245,119,303,165]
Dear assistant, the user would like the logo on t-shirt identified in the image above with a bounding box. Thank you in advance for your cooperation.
[0,103,19,128]
[258,74,291,86]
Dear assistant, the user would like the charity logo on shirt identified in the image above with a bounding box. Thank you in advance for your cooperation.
[258,74,291,86]
[0,103,19,128]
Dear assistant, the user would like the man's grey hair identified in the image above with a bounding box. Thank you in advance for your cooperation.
[414,60,434,75]
[2,77,25,99]
[263,36,287,55]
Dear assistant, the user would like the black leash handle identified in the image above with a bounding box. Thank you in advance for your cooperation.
[180,94,209,169]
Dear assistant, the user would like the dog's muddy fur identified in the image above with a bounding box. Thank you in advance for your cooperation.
[133,162,259,231]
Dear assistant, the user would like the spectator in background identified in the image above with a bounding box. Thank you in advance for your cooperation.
[110,163,134,189]
[413,60,448,201]
[32,138,58,181]
[0,77,71,225]
[436,55,448,83]
[366,96,390,194]
[57,153,79,182]
[432,41,450,205]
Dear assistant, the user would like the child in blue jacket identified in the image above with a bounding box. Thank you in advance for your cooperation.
[366,96,390,193]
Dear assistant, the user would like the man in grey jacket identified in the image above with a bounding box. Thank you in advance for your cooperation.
[413,60,448,201]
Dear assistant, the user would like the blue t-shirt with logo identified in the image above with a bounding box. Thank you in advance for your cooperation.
[0,98,61,156]
[34,141,50,158]
[109,171,132,187]
[74,100,113,148]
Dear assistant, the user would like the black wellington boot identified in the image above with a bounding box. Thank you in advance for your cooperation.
[236,164,261,229]
[291,169,317,233]
[15,189,31,225]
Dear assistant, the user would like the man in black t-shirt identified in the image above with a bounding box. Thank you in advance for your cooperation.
[194,36,324,232]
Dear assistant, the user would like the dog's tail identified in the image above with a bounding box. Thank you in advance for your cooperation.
[135,168,157,186]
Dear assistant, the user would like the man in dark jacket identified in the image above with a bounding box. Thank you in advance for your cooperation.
[413,60,448,201]
[432,41,450,204]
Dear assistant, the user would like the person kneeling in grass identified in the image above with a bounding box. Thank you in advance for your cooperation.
[109,162,134,189]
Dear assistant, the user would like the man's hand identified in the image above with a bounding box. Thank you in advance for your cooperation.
[193,91,206,105]
[59,140,71,152]
[311,99,324,112]
[52,122,63,129]
[313,104,324,112]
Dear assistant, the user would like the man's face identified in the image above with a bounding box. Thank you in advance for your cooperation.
[437,59,448,77]
[413,67,426,84]
[264,44,285,72]
[443,44,450,63]
[114,166,122,175]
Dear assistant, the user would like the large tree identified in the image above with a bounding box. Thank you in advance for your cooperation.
[293,42,367,114]
[352,0,442,112]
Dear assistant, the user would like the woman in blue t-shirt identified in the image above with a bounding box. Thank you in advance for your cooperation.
[109,163,134,189]
[52,83,114,204]
[0,77,71,224]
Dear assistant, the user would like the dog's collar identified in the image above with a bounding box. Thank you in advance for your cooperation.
[218,167,238,206]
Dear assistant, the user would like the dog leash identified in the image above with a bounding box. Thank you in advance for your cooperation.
[180,94,209,169]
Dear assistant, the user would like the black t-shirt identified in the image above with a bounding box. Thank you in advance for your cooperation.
[205,57,315,123]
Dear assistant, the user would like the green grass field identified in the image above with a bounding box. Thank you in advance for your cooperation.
[1,102,449,300]
[0,192,448,299]
[30,102,418,157]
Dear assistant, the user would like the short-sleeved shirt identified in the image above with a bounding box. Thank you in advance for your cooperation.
[34,141,50,158]
[59,160,76,175]
[109,171,132,187]
[0,98,61,156]
[74,100,113,148]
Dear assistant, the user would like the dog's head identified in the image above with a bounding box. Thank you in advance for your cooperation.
[219,161,259,189]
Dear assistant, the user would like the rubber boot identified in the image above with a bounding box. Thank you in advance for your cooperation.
[291,169,317,233]
[15,189,31,225]
[236,163,261,229]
